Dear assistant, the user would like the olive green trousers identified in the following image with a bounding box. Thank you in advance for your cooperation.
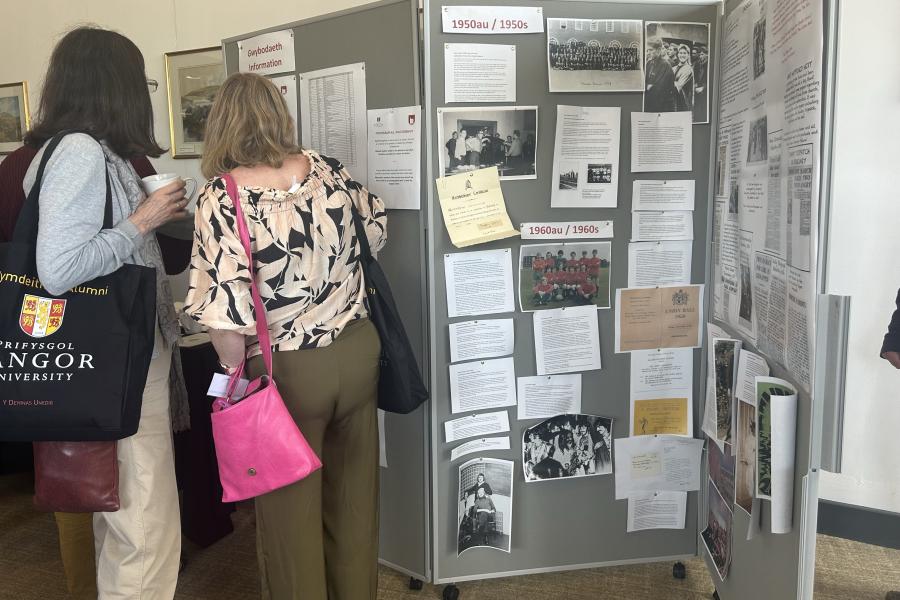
[54,512,97,600]
[249,318,381,600]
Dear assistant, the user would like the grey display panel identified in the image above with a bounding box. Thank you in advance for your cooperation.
[222,0,430,579]
[425,0,719,583]
[700,1,835,598]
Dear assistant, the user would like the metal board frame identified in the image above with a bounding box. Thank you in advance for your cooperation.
[425,0,719,584]
[222,0,431,580]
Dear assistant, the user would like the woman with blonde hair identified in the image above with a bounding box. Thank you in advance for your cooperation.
[184,72,386,600]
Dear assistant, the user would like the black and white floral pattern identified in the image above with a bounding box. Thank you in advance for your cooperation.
[184,150,387,357]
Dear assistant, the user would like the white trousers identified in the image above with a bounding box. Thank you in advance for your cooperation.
[94,329,181,599]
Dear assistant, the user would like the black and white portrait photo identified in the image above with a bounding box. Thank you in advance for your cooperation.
[438,106,537,180]
[587,163,613,184]
[739,262,753,324]
[753,18,766,79]
[523,414,613,482]
[747,115,768,163]
[457,458,514,555]
[643,22,711,123]
[519,242,611,311]
[728,181,739,216]
[547,18,643,93]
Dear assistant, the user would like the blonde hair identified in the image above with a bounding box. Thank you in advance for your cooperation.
[201,72,300,178]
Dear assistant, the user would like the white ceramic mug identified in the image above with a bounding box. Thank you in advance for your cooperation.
[141,173,197,199]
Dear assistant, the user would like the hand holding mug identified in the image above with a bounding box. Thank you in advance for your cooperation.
[131,174,195,235]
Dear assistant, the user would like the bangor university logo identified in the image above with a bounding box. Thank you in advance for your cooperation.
[672,289,689,306]
[19,294,66,338]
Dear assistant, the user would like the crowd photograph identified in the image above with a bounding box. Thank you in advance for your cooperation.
[702,477,734,579]
[523,414,613,482]
[643,21,711,123]
[547,18,644,92]
[714,339,740,443]
[438,106,537,180]
[457,458,514,554]
[519,242,612,311]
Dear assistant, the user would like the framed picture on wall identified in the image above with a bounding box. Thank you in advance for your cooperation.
[164,47,226,158]
[0,81,30,155]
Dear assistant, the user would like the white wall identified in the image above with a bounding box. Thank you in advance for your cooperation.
[820,0,900,513]
[0,0,374,294]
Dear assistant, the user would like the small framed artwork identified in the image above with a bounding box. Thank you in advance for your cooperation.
[0,82,31,155]
[164,47,226,158]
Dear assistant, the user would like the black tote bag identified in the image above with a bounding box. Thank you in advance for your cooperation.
[0,132,156,441]
[350,204,429,414]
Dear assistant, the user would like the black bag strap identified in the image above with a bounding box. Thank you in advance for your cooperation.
[12,131,114,244]
[349,202,373,264]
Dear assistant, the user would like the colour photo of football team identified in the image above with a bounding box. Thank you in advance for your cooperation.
[519,242,612,312]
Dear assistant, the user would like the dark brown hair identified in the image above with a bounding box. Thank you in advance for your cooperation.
[26,26,164,158]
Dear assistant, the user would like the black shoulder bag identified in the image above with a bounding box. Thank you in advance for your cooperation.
[350,205,429,414]
[0,132,157,441]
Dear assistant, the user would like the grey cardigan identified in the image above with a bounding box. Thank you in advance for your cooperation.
[23,133,190,432]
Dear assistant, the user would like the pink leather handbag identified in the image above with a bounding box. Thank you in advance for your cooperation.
[210,173,322,503]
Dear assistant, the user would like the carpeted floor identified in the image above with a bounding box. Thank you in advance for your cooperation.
[1,473,898,599]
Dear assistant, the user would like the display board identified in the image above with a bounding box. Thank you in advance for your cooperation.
[425,0,720,585]
[701,0,835,598]
[221,0,430,580]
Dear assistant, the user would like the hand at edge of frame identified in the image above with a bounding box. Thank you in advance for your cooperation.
[882,351,900,369]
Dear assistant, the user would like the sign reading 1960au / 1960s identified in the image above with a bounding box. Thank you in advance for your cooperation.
[238,29,295,76]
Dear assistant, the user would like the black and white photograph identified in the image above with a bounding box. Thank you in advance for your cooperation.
[739,262,753,324]
[587,163,613,184]
[728,181,739,216]
[558,162,579,190]
[547,18,643,93]
[164,47,226,158]
[438,106,537,180]
[643,22,711,123]
[753,17,766,79]
[519,242,611,312]
[747,115,768,163]
[714,338,740,443]
[701,476,733,581]
[523,414,613,482]
[457,457,514,555]
[0,81,30,155]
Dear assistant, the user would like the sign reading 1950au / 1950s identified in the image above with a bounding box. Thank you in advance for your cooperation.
[442,6,544,34]
[238,29,295,76]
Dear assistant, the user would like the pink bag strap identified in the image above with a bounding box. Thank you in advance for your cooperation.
[221,173,273,378]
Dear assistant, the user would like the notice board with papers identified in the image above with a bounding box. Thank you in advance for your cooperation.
[425,0,719,587]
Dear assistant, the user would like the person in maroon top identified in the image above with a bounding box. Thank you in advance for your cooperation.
[0,143,192,600]
[533,276,553,306]
[578,275,599,304]
[0,144,191,270]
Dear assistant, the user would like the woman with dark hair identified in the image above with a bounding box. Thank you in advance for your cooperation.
[22,26,190,598]
[673,43,695,112]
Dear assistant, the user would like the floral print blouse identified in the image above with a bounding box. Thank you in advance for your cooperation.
[184,150,387,357]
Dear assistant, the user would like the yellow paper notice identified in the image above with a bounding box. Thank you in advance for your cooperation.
[436,166,519,248]
[632,397,689,436]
